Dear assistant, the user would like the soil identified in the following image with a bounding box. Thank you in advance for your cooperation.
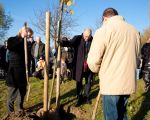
[2,105,86,120]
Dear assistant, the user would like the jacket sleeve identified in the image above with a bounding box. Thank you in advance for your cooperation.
[61,36,79,47]
[7,36,24,51]
[87,28,106,73]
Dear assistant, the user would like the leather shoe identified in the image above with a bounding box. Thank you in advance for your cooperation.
[75,100,82,107]
[75,95,83,107]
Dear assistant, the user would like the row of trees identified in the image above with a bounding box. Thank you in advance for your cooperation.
[0,3,13,42]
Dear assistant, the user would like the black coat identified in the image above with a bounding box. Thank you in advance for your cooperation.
[141,43,150,72]
[31,41,45,59]
[61,35,93,82]
[0,45,7,69]
[6,36,27,87]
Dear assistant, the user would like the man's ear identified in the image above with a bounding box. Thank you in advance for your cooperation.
[103,16,108,22]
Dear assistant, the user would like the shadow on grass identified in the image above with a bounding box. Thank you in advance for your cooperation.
[61,78,99,105]
[26,84,77,113]
[59,105,76,120]
[132,92,150,120]
[26,102,43,112]
[26,78,99,114]
[90,78,99,101]
[26,97,56,112]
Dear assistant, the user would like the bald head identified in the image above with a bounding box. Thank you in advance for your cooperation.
[83,28,92,41]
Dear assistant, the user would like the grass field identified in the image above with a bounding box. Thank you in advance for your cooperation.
[0,77,150,120]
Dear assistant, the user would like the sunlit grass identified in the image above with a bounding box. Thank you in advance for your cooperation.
[0,78,150,120]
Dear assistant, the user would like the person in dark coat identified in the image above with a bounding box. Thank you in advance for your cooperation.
[141,37,150,92]
[27,33,35,75]
[6,26,33,114]
[31,36,45,73]
[0,42,7,79]
[61,28,93,106]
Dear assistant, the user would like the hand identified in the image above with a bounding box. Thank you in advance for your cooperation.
[58,37,68,46]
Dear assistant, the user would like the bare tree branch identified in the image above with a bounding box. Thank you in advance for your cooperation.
[32,3,78,44]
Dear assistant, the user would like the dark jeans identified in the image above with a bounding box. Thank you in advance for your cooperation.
[76,72,93,100]
[102,95,129,120]
[7,86,27,113]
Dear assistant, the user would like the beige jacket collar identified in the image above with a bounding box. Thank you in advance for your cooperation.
[103,15,125,26]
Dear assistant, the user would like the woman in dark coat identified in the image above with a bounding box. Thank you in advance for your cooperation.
[6,26,33,114]
[61,28,93,106]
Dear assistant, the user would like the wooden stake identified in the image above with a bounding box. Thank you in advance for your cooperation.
[92,90,101,120]
[24,22,30,102]
[43,11,50,112]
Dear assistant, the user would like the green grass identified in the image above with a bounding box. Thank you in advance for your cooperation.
[0,78,150,120]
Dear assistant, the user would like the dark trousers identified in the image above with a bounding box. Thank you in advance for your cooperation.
[28,56,36,74]
[76,72,93,100]
[103,95,129,120]
[7,86,27,113]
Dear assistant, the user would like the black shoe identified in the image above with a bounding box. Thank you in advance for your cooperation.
[75,99,82,107]
[75,95,83,107]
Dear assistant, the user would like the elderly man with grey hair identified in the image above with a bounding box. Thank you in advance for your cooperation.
[61,28,93,106]
[31,36,45,73]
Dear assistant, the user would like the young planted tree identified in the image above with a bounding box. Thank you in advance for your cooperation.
[55,0,76,110]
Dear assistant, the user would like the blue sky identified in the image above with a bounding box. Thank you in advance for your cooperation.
[1,0,150,43]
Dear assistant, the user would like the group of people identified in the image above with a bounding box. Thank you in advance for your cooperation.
[61,7,141,120]
[3,7,144,120]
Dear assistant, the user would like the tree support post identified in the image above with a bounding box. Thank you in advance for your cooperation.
[24,22,30,102]
[43,11,50,113]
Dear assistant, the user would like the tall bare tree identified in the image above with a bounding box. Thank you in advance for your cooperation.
[0,3,13,42]
[32,3,77,46]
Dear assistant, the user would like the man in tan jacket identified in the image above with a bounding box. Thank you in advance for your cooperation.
[87,8,140,120]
